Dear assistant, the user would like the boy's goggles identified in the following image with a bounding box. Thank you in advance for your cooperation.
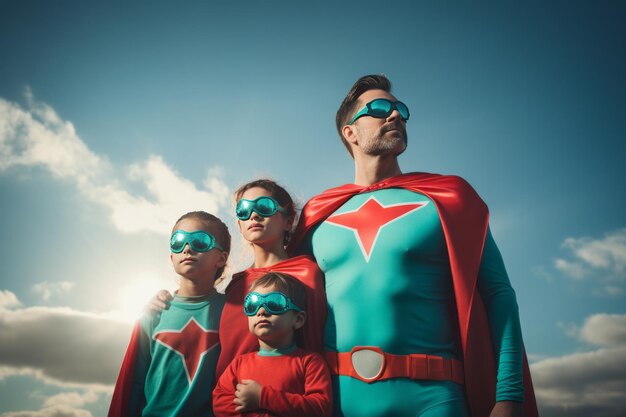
[170,230,223,253]
[243,291,302,316]
[348,98,410,125]
[236,196,286,220]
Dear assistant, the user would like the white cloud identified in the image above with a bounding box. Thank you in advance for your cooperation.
[557,228,626,280]
[42,391,99,409]
[563,229,626,274]
[0,290,21,309]
[0,390,102,417]
[0,304,132,387]
[554,258,588,280]
[0,92,230,236]
[0,407,93,417]
[32,282,75,301]
[553,228,626,297]
[532,313,626,417]
[593,285,625,297]
[579,313,626,347]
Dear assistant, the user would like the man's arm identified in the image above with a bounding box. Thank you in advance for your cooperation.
[477,228,525,409]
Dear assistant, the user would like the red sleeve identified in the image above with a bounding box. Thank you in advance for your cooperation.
[212,357,241,417]
[258,353,332,417]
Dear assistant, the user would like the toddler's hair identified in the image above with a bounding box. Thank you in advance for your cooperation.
[250,272,307,312]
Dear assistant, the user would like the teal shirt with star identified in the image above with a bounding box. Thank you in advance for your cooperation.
[130,292,225,417]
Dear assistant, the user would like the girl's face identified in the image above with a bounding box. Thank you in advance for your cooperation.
[170,217,227,281]
[237,187,292,247]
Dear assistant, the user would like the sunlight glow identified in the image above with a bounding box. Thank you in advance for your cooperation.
[111,273,175,323]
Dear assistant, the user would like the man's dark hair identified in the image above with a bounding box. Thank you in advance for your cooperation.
[335,74,392,157]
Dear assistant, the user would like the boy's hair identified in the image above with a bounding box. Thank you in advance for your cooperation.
[234,179,297,245]
[173,211,231,280]
[250,272,307,312]
[335,74,392,157]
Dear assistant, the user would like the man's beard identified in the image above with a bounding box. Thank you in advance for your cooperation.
[361,124,408,156]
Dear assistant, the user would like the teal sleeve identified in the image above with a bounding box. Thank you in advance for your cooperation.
[477,228,524,403]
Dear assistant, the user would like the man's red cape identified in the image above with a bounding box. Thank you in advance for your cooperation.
[288,172,538,417]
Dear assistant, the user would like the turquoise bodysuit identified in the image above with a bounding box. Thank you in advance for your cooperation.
[300,189,523,417]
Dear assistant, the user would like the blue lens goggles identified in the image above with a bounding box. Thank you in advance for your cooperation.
[348,98,410,125]
[236,196,286,221]
[243,291,302,316]
[170,230,223,253]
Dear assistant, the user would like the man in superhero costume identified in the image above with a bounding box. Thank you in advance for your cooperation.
[288,75,538,417]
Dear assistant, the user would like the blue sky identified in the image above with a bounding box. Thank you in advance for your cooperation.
[0,1,625,416]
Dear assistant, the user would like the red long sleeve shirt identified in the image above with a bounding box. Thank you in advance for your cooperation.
[213,348,332,417]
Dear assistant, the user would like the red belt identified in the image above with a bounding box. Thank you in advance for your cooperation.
[324,347,464,385]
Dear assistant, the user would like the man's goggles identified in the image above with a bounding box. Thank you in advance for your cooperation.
[243,291,302,316]
[236,196,286,221]
[170,230,223,253]
[348,98,410,125]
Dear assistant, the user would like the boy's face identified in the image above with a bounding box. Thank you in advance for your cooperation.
[247,284,306,350]
[170,218,227,281]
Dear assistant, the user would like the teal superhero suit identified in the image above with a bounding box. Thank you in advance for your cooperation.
[109,292,225,417]
[289,173,538,417]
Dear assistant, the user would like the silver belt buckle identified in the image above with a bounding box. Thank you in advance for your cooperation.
[351,347,385,381]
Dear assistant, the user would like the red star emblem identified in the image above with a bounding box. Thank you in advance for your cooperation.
[325,196,428,261]
[154,317,219,384]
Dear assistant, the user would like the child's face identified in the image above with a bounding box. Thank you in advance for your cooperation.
[247,284,305,350]
[170,218,227,281]
[237,187,292,247]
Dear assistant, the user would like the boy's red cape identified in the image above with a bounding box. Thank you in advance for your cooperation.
[288,172,538,417]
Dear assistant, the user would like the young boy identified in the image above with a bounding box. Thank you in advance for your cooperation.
[109,211,230,417]
[212,272,332,417]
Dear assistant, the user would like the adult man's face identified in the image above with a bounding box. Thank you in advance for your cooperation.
[347,89,408,157]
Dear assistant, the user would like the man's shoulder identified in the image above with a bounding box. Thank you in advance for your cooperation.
[312,172,476,197]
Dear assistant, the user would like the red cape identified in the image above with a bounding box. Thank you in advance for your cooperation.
[216,255,327,377]
[108,322,144,417]
[288,172,538,417]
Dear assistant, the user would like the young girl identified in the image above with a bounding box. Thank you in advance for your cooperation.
[150,180,326,378]
[109,211,230,417]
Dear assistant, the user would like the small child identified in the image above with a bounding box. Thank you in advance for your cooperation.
[109,211,230,417]
[212,272,332,417]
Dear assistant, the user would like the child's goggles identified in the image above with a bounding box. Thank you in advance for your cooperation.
[236,196,286,221]
[170,230,223,253]
[243,291,302,316]
[348,98,410,125]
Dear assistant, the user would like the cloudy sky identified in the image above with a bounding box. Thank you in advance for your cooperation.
[1,1,625,416]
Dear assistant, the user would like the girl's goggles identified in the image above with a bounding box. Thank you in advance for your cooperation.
[348,98,410,125]
[236,196,286,220]
[243,291,302,316]
[170,230,223,253]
